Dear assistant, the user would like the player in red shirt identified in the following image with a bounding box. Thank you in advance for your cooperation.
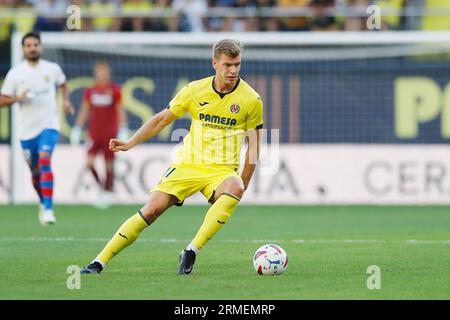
[71,60,128,208]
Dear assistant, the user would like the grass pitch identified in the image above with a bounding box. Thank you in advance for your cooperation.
[0,204,449,300]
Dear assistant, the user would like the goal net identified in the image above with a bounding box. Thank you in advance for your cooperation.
[4,31,450,204]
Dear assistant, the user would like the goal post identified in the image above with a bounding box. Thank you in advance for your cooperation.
[8,31,450,204]
[10,32,24,204]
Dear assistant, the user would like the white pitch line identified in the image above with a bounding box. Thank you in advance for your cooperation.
[307,239,385,244]
[405,240,450,244]
[0,237,450,244]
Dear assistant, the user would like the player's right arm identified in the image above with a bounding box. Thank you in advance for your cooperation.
[110,108,178,152]
[0,92,28,106]
[110,84,190,152]
[0,70,27,106]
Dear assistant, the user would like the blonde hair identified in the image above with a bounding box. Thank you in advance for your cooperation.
[213,39,242,59]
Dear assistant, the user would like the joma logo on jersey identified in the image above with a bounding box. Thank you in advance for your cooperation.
[199,113,237,126]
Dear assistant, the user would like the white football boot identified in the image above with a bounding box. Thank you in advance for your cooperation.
[96,190,112,210]
[39,204,56,226]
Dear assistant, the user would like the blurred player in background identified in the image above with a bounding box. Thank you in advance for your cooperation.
[80,39,263,275]
[70,60,128,209]
[0,32,74,226]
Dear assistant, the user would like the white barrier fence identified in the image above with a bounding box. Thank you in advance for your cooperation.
[1,144,450,205]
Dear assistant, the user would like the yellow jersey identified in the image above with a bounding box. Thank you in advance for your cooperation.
[168,76,263,169]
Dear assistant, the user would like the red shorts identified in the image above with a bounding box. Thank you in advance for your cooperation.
[86,138,115,160]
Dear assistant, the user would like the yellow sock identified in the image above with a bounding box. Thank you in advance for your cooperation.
[96,212,149,264]
[192,193,240,250]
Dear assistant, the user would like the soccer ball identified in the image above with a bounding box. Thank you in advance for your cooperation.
[253,243,288,275]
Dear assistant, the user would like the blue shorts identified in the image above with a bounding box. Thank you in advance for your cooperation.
[20,129,59,167]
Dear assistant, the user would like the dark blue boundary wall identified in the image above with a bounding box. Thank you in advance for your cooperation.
[1,50,449,144]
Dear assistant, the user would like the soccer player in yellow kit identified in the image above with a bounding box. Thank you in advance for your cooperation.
[80,39,263,275]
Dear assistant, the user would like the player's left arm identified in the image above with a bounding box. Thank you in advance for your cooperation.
[241,128,262,191]
[241,97,264,191]
[59,82,74,115]
[54,63,74,115]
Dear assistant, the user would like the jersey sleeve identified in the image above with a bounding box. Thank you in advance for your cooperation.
[1,70,16,97]
[246,97,264,130]
[53,63,66,86]
[168,85,190,117]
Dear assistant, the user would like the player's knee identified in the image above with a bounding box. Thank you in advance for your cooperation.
[234,186,245,199]
[38,151,51,159]
[140,205,165,223]
[227,182,244,199]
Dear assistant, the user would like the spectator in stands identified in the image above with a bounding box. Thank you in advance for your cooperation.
[88,0,121,32]
[0,0,13,73]
[172,0,208,32]
[33,0,67,32]
[277,0,311,31]
[207,0,259,32]
[0,0,14,42]
[150,0,172,31]
[400,0,421,30]
[205,0,232,31]
[309,0,339,31]
[255,0,278,31]
[421,0,450,30]
[13,0,36,34]
[121,0,153,32]
[227,0,254,32]
[231,0,257,31]
[375,0,403,30]
[343,0,369,30]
